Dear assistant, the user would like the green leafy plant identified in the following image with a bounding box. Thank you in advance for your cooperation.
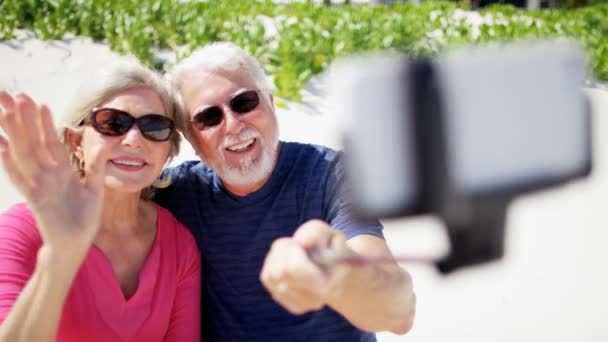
[0,0,606,100]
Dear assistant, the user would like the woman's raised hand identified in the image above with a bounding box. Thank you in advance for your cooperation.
[0,91,107,254]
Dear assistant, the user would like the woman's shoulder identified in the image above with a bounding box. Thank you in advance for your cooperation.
[0,203,43,259]
[1,202,34,219]
[0,203,40,237]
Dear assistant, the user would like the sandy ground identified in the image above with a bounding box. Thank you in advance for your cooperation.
[1,33,608,341]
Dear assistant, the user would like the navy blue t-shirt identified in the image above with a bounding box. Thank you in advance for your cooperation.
[155,142,383,341]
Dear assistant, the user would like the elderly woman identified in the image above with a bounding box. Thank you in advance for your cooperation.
[0,58,200,341]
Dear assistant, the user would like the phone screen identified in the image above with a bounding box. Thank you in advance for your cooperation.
[435,41,590,196]
[330,55,420,217]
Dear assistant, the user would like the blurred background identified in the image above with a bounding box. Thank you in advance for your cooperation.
[1,0,607,341]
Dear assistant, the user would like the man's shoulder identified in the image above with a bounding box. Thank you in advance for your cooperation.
[283,141,342,166]
[278,142,346,197]
[284,141,338,154]
[155,204,199,249]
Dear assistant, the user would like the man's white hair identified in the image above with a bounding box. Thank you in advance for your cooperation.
[166,42,271,94]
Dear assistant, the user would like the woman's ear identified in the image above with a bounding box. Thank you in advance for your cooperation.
[65,129,83,160]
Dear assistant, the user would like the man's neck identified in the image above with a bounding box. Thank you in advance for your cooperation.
[223,178,269,197]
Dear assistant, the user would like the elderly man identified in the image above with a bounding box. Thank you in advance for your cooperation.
[155,42,415,341]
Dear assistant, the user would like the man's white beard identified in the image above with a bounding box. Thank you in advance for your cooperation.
[208,127,279,188]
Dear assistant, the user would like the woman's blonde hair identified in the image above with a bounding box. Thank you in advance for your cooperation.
[58,56,183,199]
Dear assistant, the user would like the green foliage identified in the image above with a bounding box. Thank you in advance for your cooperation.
[0,0,606,100]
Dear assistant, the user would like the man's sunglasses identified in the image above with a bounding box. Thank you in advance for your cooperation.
[190,89,261,130]
[82,108,175,142]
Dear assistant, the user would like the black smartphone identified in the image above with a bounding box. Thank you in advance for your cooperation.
[331,40,592,219]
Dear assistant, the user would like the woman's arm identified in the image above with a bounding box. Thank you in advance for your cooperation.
[0,92,107,341]
[0,244,85,342]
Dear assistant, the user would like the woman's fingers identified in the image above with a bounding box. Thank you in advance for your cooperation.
[0,93,37,164]
[39,104,67,163]
[0,93,31,192]
[0,92,72,198]
[16,93,44,150]
[0,91,16,113]
[0,95,20,144]
[0,134,30,192]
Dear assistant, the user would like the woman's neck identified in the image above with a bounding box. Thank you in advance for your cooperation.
[98,190,148,236]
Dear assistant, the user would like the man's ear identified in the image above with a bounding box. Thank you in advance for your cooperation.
[267,92,276,112]
[183,126,203,157]
[65,129,83,160]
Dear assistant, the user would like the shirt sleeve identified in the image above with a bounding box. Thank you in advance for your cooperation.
[324,152,385,240]
[164,221,201,342]
[0,203,42,323]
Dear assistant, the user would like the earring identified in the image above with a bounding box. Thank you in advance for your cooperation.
[77,158,86,176]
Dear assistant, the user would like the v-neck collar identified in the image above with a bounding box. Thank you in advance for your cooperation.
[85,204,162,340]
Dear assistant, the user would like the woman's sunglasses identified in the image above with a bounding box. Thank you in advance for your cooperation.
[190,89,261,130]
[82,108,175,142]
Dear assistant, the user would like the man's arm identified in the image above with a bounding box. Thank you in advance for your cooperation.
[260,220,416,334]
[331,233,415,334]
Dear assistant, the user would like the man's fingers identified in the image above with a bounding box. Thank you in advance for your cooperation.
[328,232,348,250]
[260,236,354,315]
[269,284,324,315]
[293,219,336,249]
[262,266,327,296]
[261,238,329,297]
[263,239,323,284]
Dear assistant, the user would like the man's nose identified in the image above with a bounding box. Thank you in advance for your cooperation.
[223,108,245,135]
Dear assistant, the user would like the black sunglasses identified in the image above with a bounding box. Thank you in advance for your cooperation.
[83,108,175,142]
[190,89,261,130]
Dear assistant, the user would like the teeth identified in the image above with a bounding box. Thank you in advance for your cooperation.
[113,160,144,167]
[227,138,255,152]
